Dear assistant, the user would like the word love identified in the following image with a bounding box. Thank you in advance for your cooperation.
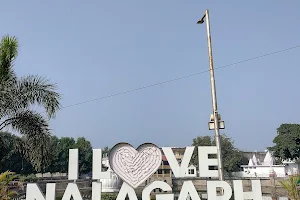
[71,145,227,182]
[26,143,264,200]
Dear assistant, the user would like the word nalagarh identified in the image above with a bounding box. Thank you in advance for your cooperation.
[25,144,263,200]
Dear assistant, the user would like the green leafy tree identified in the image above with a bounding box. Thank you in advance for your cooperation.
[103,146,110,155]
[191,134,248,173]
[21,133,53,174]
[57,137,76,173]
[74,137,92,174]
[269,124,300,162]
[191,136,212,167]
[0,35,60,171]
[47,136,93,174]
[14,137,35,174]
[0,132,15,165]
[45,136,61,173]
[0,132,34,174]
[216,135,248,173]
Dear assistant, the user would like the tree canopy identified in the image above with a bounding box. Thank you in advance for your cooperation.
[0,132,33,174]
[0,132,96,175]
[0,35,61,172]
[0,35,61,135]
[269,124,300,162]
[191,134,248,173]
[74,137,93,174]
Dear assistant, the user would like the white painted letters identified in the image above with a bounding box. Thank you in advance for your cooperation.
[142,181,173,200]
[68,149,78,180]
[233,180,263,200]
[178,181,201,200]
[26,183,56,200]
[92,149,110,179]
[61,183,82,200]
[162,146,194,178]
[116,182,138,200]
[92,182,102,200]
[198,146,218,178]
[207,181,232,200]
[24,146,265,200]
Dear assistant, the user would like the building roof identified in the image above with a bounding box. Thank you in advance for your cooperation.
[243,151,267,162]
[241,165,285,167]
[243,150,286,168]
[252,154,259,165]
[263,151,274,166]
[248,158,254,166]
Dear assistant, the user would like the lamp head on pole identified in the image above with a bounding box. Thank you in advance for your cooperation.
[196,9,209,24]
[197,14,206,24]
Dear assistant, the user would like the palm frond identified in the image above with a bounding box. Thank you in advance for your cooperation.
[0,171,18,200]
[21,133,52,172]
[0,35,18,82]
[0,171,15,182]
[0,81,29,119]
[7,190,18,197]
[16,75,61,118]
[279,175,300,200]
[0,110,50,136]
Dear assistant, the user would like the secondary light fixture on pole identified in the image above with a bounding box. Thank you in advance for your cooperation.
[197,9,225,181]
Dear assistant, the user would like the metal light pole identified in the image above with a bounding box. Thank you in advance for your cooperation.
[197,9,224,181]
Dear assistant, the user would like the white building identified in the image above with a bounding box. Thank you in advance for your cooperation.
[282,159,300,176]
[240,151,299,178]
[185,165,197,177]
[101,156,122,192]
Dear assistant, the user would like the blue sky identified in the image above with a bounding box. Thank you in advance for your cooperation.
[1,1,299,151]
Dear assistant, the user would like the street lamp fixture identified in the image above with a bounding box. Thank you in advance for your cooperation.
[196,15,206,24]
[208,114,225,130]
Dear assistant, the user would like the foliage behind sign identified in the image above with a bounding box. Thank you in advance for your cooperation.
[269,124,300,161]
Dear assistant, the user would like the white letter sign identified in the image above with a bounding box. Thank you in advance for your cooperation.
[92,149,110,179]
[198,146,218,178]
[162,146,194,178]
[178,181,201,200]
[26,183,56,200]
[23,144,265,200]
[233,180,262,200]
[68,149,78,180]
[92,182,102,200]
[61,183,82,200]
[207,181,232,200]
[116,182,138,200]
[142,181,173,200]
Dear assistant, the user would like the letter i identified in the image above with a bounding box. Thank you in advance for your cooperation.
[68,149,78,181]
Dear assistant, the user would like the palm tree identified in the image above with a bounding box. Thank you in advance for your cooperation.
[0,35,60,171]
[279,175,300,200]
[0,171,18,200]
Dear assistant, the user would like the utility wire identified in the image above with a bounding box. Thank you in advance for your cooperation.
[61,44,300,109]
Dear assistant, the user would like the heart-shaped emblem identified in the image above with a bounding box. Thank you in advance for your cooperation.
[109,143,162,188]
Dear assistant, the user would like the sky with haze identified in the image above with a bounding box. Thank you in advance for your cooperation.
[1,1,300,151]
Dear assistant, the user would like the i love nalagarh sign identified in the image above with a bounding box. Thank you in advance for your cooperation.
[25,143,263,200]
